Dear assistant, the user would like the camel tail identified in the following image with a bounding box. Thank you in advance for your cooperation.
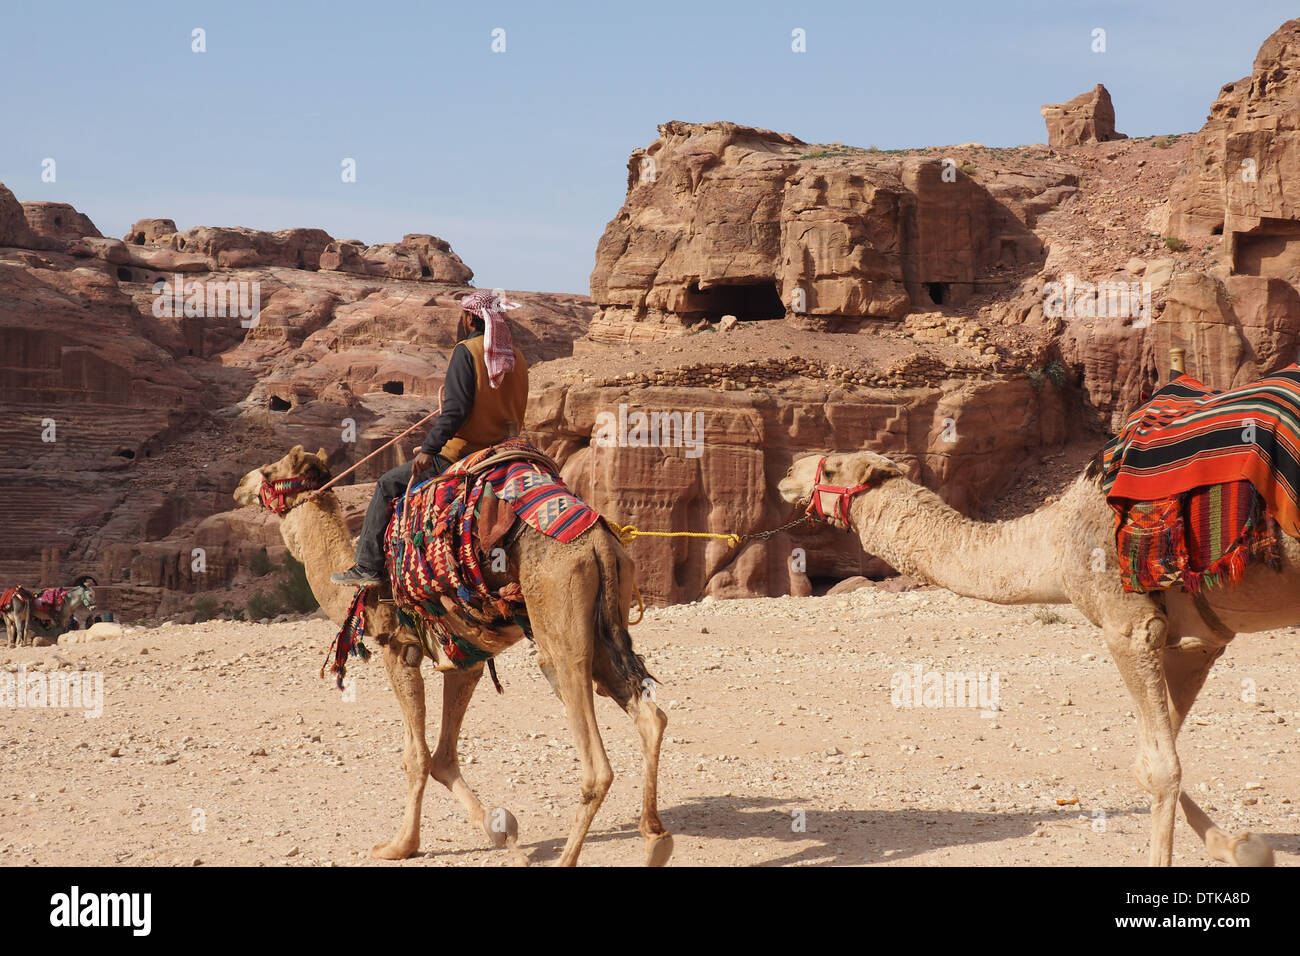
[592,529,655,698]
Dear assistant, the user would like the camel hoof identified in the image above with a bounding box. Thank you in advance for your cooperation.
[482,808,519,849]
[1231,832,1274,867]
[645,832,674,867]
[370,840,418,861]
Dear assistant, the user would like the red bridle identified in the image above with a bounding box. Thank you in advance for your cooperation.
[258,475,321,515]
[805,456,877,525]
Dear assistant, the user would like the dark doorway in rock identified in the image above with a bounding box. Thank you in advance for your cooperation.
[689,281,785,322]
[115,448,135,459]
[382,381,405,395]
[269,395,291,411]
[116,267,132,281]
[927,282,948,305]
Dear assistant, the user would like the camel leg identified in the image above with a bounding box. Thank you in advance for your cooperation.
[1164,642,1274,866]
[429,664,527,864]
[371,640,433,860]
[1102,613,1181,866]
[590,652,673,867]
[535,622,613,867]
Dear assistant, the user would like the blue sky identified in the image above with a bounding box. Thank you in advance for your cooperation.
[1,1,1294,294]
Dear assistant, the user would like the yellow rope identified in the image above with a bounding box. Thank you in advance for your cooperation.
[629,579,645,626]
[608,521,741,626]
[609,522,742,550]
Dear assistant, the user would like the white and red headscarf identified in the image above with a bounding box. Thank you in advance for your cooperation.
[460,288,520,388]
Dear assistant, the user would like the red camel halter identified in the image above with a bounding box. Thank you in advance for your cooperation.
[258,475,321,515]
[806,456,877,525]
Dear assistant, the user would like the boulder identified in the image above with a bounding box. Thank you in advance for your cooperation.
[1040,84,1126,147]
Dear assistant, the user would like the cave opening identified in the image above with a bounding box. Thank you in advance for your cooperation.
[927,282,948,305]
[382,381,405,395]
[268,395,291,411]
[115,267,132,281]
[687,281,785,322]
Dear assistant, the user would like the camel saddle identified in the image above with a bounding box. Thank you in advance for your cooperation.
[325,438,600,687]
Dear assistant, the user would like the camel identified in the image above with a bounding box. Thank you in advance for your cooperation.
[779,450,1286,868]
[233,445,673,867]
[2,588,31,647]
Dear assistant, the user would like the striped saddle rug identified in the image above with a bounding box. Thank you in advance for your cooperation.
[325,439,600,687]
[1099,366,1300,535]
[1099,366,1300,592]
[1113,480,1280,593]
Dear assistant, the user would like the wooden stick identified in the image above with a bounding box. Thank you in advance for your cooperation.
[312,387,444,496]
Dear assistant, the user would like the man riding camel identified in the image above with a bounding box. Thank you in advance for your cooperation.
[331,289,529,587]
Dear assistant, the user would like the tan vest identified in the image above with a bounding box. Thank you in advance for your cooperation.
[438,336,529,462]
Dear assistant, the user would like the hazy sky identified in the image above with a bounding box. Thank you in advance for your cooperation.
[1,1,1294,294]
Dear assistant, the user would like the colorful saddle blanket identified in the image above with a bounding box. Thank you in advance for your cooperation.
[1099,366,1300,537]
[1114,480,1280,593]
[0,587,23,612]
[325,439,600,686]
[31,588,66,618]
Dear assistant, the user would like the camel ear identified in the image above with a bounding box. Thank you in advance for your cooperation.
[315,447,328,462]
[288,444,306,460]
[852,453,904,486]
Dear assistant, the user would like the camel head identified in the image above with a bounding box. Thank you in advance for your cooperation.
[234,445,332,514]
[779,451,905,528]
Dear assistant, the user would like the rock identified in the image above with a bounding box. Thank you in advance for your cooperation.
[826,575,872,596]
[587,120,1053,342]
[0,184,37,247]
[319,234,473,283]
[718,314,739,332]
[1167,18,1300,289]
[1144,257,1177,291]
[1040,84,1127,147]
[124,219,178,245]
[21,202,101,241]
[1125,257,1147,276]
[57,622,124,644]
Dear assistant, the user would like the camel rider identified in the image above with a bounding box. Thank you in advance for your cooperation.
[331,289,529,587]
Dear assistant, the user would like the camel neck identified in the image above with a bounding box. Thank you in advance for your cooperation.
[850,477,1070,605]
[278,495,359,623]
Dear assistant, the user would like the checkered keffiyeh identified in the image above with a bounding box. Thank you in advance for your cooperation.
[460,289,518,388]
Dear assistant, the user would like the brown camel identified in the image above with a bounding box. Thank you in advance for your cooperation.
[233,445,672,867]
[780,450,1283,867]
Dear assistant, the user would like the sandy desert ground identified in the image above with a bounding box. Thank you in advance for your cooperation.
[1,585,1296,867]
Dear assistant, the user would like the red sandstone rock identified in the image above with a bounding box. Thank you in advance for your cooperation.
[21,202,101,240]
[0,185,37,247]
[588,121,1058,342]
[1168,18,1300,289]
[1040,84,1126,147]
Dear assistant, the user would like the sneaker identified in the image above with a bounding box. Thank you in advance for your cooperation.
[330,565,383,586]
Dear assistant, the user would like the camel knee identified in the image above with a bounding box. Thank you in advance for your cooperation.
[1133,753,1181,799]
[580,765,614,805]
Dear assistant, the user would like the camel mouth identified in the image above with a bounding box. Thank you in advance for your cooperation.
[777,476,808,506]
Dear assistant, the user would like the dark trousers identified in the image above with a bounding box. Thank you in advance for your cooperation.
[355,455,451,572]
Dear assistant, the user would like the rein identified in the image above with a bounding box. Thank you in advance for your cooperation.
[805,456,877,525]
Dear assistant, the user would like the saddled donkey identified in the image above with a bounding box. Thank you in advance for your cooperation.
[27,576,98,640]
[1,587,32,647]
